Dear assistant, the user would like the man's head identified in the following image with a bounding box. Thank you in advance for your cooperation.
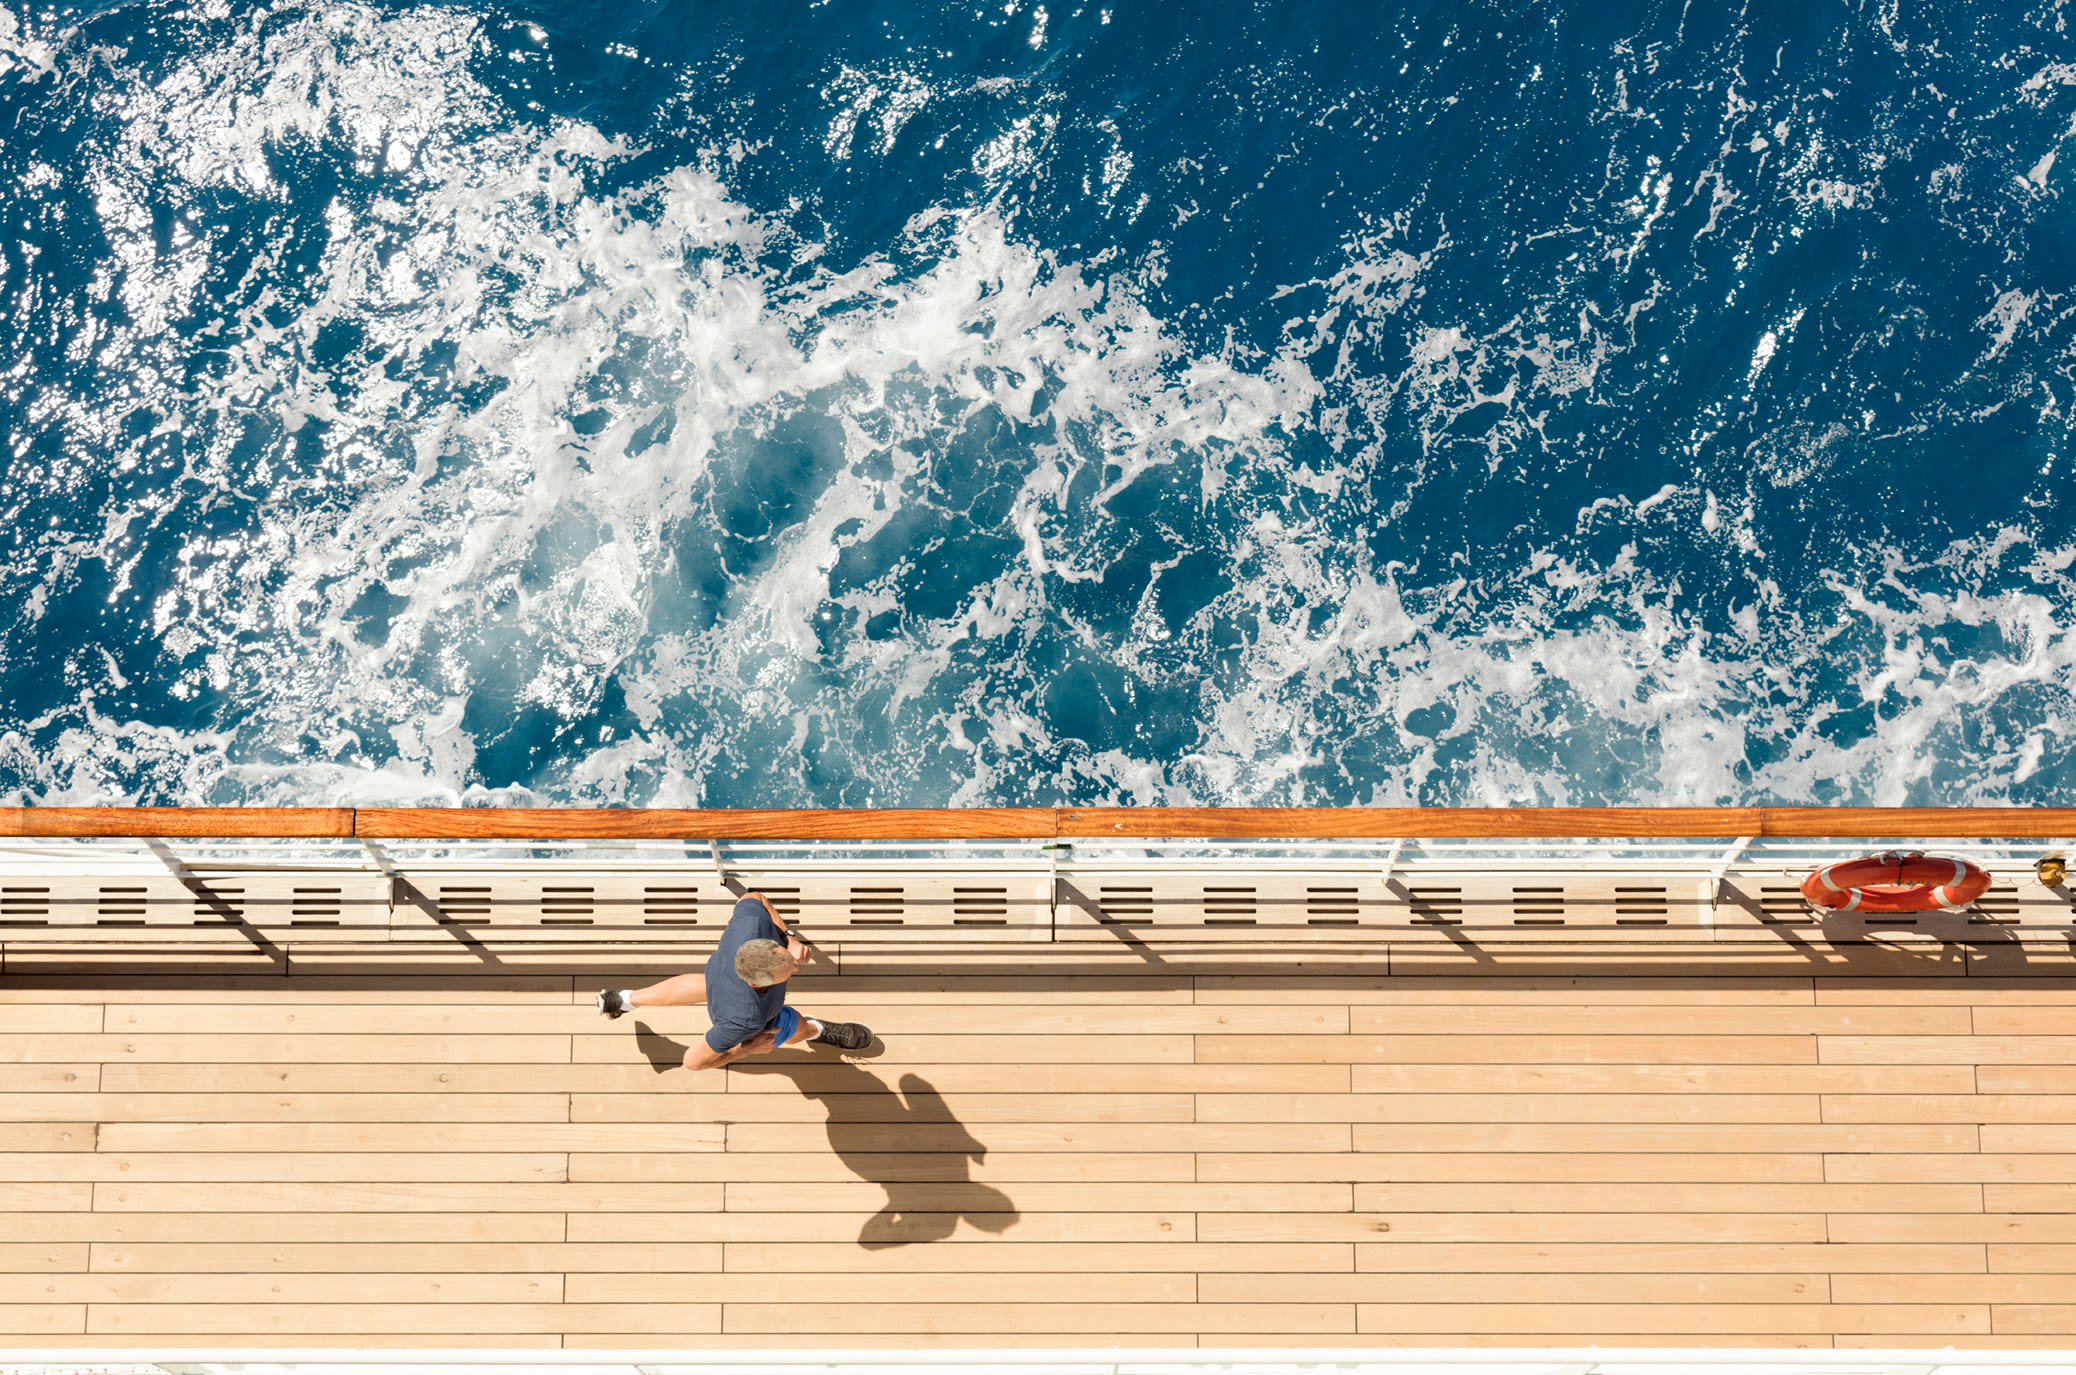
[735,937,798,988]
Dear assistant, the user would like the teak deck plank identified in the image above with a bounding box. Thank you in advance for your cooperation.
[565,1270,1195,1304]
[570,1150,1201,1184]
[1202,1152,1828,1184]
[4,1152,570,1182]
[565,1211,1188,1243]
[1201,1272,1831,1303]
[5,957,2076,1347]
[92,1243,726,1272]
[7,1212,570,1243]
[1346,1006,1973,1035]
[1201,1034,1823,1064]
[0,1092,577,1122]
[1353,1243,1986,1272]
[1253,1214,1833,1243]
[1348,1063,1979,1093]
[1195,1092,1822,1122]
[718,1241,1353,1271]
[95,1122,724,1152]
[7,1272,562,1303]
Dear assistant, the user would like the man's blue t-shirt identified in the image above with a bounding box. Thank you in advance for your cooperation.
[703,895,789,1052]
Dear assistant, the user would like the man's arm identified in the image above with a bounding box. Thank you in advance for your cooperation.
[746,890,788,933]
[745,890,814,966]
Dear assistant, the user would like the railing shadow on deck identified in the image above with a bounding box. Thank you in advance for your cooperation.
[7,926,2076,985]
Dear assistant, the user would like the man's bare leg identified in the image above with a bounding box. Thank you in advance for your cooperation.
[629,971,708,1008]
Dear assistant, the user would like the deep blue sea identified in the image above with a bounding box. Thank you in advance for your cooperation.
[1,0,2072,808]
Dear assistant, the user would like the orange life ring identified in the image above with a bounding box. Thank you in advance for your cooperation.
[1799,851,1993,914]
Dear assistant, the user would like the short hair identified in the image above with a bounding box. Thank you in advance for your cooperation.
[735,938,794,987]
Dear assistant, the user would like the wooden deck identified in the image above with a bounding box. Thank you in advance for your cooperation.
[6,939,2076,1350]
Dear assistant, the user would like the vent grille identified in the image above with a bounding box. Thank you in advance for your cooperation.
[438,885,494,924]
[1512,886,1566,926]
[1097,886,1154,923]
[97,885,148,927]
[0,885,49,927]
[1203,885,1257,926]
[191,885,244,926]
[1307,885,1360,927]
[643,885,700,926]
[1408,886,1462,925]
[952,886,1009,926]
[755,887,801,919]
[1759,885,1816,926]
[290,885,343,927]
[539,885,594,926]
[1615,885,1670,926]
[849,886,904,926]
[1971,885,2022,925]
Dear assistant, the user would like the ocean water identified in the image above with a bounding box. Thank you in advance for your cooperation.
[0,0,2072,808]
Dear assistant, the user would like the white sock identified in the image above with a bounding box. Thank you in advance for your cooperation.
[619,989,637,1007]
[803,1018,823,1042]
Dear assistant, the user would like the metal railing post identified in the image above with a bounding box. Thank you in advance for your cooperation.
[1708,835,1756,922]
[144,837,192,878]
[361,839,402,936]
[1043,838,1070,942]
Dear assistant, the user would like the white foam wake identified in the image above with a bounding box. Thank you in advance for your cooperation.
[0,1,2069,807]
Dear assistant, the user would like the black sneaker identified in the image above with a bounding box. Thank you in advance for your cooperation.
[596,989,630,1019]
[810,1019,872,1050]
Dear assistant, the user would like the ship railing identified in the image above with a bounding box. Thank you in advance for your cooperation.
[0,808,2067,949]
[0,806,2068,876]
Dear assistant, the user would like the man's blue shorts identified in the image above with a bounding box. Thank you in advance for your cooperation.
[773,1005,801,1047]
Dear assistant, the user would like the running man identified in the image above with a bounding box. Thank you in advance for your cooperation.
[596,890,871,1068]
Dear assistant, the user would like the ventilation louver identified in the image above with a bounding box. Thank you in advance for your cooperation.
[1758,886,1815,926]
[0,886,49,927]
[438,886,494,924]
[1407,887,1463,925]
[539,886,594,925]
[1614,885,1670,926]
[291,886,343,926]
[952,886,1010,926]
[1306,886,1361,926]
[1511,886,1566,926]
[643,886,700,926]
[97,885,147,927]
[1971,886,2022,925]
[1096,886,1154,923]
[1203,886,1257,926]
[191,886,244,926]
[848,886,904,926]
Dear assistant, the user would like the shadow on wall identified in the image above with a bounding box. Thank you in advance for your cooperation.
[634,1023,1019,1248]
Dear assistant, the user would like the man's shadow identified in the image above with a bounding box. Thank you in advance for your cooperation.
[636,1022,1017,1249]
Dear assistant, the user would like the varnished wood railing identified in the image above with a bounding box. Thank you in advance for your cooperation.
[0,805,2071,839]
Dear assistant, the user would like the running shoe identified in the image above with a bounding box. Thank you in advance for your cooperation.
[810,1019,872,1050]
[595,989,630,1019]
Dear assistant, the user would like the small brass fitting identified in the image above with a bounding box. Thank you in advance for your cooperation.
[2040,856,2068,889]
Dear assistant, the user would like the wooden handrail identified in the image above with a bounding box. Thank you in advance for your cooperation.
[0,805,2070,839]
[0,807,356,838]
[1055,807,1765,837]
[353,808,1058,840]
[1756,807,2076,837]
